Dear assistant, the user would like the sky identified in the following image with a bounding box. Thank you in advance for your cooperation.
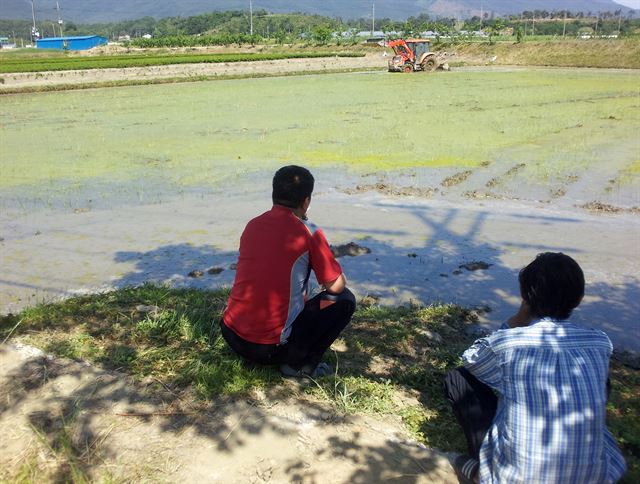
[614,0,639,8]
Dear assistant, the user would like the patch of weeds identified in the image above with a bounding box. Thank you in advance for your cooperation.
[309,374,396,414]
[3,284,278,399]
[400,405,465,452]
[608,361,640,483]
[2,451,50,483]
[21,403,109,484]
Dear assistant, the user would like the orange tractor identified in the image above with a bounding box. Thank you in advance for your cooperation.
[387,39,448,73]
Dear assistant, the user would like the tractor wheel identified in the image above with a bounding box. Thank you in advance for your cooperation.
[403,63,413,73]
[422,56,438,72]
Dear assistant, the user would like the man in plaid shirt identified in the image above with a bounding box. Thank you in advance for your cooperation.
[445,253,626,483]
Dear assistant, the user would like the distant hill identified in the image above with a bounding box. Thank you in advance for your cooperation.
[1,0,634,23]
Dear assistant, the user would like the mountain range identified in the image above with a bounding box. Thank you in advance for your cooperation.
[0,0,634,23]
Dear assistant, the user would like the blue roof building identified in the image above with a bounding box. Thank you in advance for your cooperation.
[36,35,107,50]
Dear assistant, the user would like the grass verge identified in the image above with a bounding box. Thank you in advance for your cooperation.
[1,285,638,482]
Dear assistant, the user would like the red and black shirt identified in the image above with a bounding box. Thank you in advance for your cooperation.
[223,205,342,345]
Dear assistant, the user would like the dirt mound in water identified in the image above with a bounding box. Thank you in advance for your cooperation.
[331,242,371,258]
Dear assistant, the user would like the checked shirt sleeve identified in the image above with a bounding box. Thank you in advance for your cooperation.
[462,337,504,393]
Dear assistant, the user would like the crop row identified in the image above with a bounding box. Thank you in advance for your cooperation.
[0,52,364,74]
[130,34,264,49]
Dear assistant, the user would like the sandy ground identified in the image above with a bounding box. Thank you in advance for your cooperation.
[0,343,458,482]
[0,54,385,89]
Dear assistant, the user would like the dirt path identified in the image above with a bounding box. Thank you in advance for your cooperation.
[0,54,385,90]
[0,343,457,483]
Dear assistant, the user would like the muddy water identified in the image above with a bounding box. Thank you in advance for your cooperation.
[1,169,639,352]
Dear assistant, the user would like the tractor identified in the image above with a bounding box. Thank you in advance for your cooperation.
[387,39,447,73]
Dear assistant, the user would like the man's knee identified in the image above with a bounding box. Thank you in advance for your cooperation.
[444,367,472,404]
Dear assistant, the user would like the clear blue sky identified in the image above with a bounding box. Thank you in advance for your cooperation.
[614,0,639,9]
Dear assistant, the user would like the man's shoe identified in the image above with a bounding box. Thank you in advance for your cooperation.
[303,362,334,377]
[280,362,334,379]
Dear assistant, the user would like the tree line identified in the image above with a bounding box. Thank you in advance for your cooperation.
[1,9,638,45]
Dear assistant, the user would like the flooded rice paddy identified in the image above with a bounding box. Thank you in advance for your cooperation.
[1,68,639,350]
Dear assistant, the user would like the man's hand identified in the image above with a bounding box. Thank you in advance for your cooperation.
[507,300,533,328]
[323,274,346,295]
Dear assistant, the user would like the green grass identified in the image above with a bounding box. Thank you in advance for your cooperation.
[0,51,364,74]
[0,285,280,398]
[1,69,638,192]
[2,286,637,482]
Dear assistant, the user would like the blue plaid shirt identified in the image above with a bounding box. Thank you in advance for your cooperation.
[463,318,626,483]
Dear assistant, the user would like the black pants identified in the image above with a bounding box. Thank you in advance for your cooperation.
[444,367,498,459]
[444,367,612,459]
[220,288,356,371]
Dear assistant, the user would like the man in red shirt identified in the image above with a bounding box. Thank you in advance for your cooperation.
[221,165,356,378]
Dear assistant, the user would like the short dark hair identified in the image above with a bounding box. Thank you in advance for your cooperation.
[272,165,314,208]
[519,252,584,320]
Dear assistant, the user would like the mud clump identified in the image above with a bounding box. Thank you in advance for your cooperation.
[331,242,371,258]
[580,202,623,214]
[459,261,492,271]
[344,183,437,198]
[486,163,526,188]
[463,189,501,200]
[581,203,640,215]
[360,294,381,306]
[441,170,474,188]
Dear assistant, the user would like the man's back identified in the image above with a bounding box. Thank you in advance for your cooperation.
[465,319,627,483]
[224,205,341,345]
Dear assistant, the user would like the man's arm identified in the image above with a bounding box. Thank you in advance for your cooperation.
[323,273,346,294]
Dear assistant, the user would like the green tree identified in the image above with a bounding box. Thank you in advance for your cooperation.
[312,24,332,45]
[487,18,505,44]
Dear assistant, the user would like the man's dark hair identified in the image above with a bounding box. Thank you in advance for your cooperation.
[519,252,584,321]
[272,165,314,208]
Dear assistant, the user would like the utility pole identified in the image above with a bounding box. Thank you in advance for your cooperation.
[30,0,40,43]
[249,0,253,36]
[480,0,484,28]
[532,13,535,35]
[617,11,622,37]
[371,2,375,36]
[56,1,64,38]
[562,10,567,38]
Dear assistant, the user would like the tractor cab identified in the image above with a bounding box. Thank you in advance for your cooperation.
[406,39,431,59]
